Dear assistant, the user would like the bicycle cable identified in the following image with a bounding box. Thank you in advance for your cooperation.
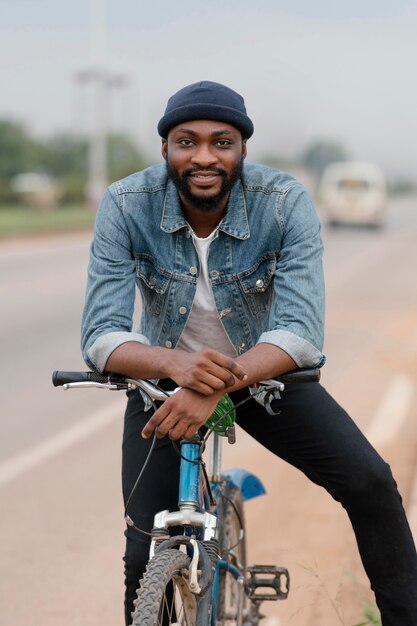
[124,394,167,538]
[124,384,269,537]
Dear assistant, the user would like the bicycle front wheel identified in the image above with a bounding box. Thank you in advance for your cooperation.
[132,548,198,626]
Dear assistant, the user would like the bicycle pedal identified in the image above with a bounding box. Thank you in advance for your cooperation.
[247,565,290,601]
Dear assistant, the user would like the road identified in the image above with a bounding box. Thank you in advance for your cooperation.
[0,197,416,625]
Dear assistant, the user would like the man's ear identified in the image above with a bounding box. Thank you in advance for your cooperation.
[161,139,168,160]
[242,139,247,160]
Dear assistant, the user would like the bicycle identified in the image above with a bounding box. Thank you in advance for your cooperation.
[52,367,320,625]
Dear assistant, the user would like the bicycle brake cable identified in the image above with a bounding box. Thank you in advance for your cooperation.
[124,384,270,537]
[124,390,170,538]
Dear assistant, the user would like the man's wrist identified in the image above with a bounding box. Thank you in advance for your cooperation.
[162,348,180,380]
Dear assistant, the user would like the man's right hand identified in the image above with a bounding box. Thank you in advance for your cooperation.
[105,343,247,395]
[167,348,247,395]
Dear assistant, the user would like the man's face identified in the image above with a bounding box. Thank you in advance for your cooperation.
[161,120,247,211]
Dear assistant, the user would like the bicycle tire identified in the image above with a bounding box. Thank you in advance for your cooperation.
[216,485,247,625]
[131,548,198,626]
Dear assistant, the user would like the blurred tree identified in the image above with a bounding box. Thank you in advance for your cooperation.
[42,134,88,178]
[107,133,148,181]
[0,120,41,180]
[0,118,150,205]
[300,140,350,179]
[388,178,416,195]
[41,134,89,204]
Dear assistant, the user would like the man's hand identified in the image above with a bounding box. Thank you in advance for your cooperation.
[167,349,247,395]
[141,388,223,440]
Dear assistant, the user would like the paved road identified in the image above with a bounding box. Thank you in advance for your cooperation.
[0,197,416,625]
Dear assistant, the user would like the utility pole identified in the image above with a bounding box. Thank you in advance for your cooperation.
[75,0,127,209]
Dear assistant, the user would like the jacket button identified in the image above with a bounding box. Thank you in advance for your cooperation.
[256,279,264,288]
[189,266,198,275]
[165,340,173,348]
[179,306,187,315]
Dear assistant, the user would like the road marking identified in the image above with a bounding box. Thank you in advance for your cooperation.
[366,373,415,448]
[0,399,125,488]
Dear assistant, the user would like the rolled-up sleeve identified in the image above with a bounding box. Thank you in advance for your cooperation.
[257,184,326,368]
[81,186,149,372]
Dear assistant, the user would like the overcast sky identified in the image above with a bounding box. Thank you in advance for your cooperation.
[1,0,417,181]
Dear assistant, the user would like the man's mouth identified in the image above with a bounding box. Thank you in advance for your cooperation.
[188,171,222,186]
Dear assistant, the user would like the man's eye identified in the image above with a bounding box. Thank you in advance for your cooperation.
[178,139,194,146]
[216,140,232,147]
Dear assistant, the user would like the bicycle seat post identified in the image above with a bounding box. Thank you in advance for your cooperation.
[209,432,223,483]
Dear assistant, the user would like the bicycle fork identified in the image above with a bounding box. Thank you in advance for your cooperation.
[149,436,217,624]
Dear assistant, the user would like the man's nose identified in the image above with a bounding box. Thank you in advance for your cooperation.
[190,144,218,168]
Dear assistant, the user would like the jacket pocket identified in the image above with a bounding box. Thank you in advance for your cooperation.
[135,255,171,316]
[237,254,276,317]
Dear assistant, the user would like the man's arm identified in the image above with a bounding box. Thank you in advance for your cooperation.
[106,342,248,395]
[141,343,296,440]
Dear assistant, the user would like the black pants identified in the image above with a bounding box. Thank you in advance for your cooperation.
[122,383,417,625]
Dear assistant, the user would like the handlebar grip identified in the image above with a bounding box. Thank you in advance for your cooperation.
[278,367,321,385]
[52,370,109,386]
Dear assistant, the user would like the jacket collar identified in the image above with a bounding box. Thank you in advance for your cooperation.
[160,178,250,240]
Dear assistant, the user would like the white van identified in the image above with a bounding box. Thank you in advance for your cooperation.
[319,161,387,227]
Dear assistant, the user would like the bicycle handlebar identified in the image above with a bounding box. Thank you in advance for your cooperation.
[52,367,320,397]
[52,370,110,386]
[277,367,321,384]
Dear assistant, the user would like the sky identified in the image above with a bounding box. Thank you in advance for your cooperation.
[1,0,417,182]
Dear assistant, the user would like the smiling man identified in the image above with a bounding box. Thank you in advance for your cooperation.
[164,121,245,218]
[81,81,417,625]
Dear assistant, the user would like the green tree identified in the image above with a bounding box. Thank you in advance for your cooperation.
[0,120,41,180]
[42,134,88,179]
[108,133,148,181]
[0,119,150,205]
[40,134,89,203]
[300,140,350,179]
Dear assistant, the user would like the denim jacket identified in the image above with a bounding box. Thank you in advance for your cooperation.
[81,162,325,372]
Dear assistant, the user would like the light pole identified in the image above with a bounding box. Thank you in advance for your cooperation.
[75,0,127,209]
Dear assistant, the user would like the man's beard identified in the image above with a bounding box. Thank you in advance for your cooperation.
[166,158,243,212]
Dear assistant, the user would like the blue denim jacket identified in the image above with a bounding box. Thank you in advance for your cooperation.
[81,162,325,372]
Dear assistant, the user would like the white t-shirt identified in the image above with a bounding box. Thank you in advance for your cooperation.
[176,228,237,357]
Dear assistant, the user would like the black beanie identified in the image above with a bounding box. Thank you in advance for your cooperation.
[158,81,254,139]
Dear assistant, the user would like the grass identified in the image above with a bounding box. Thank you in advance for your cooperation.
[0,204,96,238]
[299,563,382,626]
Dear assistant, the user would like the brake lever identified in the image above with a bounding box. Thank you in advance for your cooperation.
[264,389,282,416]
[63,381,130,391]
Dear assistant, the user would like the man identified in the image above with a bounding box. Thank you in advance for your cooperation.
[81,81,417,625]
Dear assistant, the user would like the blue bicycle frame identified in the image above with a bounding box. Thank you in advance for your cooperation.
[150,430,267,625]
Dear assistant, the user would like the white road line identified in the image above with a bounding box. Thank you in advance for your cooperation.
[0,399,125,488]
[365,372,417,540]
[366,373,415,448]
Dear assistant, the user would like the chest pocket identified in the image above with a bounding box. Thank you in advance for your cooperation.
[135,255,171,317]
[237,254,276,317]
